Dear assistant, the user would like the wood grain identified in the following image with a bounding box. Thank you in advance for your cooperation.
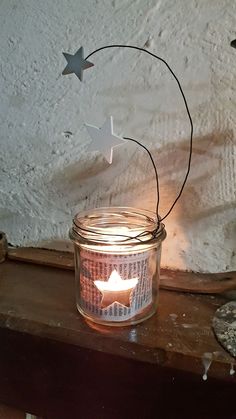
[8,247,74,270]
[0,259,235,378]
[160,268,236,294]
[0,260,235,418]
[0,233,8,264]
[7,247,236,294]
[0,404,25,419]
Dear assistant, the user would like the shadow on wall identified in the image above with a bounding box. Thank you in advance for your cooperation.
[46,129,236,271]
[51,142,134,211]
[153,129,236,271]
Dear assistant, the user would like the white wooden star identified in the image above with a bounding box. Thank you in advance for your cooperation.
[62,46,94,81]
[85,116,126,164]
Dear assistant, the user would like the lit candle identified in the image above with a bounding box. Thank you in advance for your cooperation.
[70,207,166,326]
[94,269,138,308]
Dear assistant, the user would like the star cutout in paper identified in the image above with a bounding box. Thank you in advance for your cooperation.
[94,270,139,309]
[62,46,94,81]
[85,116,126,164]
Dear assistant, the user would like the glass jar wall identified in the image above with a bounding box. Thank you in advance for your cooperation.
[69,207,166,326]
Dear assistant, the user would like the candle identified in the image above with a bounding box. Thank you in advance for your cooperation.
[94,269,138,308]
[70,207,166,326]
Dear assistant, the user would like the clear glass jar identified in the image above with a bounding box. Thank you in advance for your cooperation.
[69,207,166,326]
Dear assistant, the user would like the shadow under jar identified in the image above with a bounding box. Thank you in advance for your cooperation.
[69,207,166,326]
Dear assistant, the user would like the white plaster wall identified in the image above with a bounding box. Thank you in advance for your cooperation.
[0,0,236,272]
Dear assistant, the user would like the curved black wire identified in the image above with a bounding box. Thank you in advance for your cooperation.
[85,44,193,223]
[72,222,165,244]
[123,136,160,229]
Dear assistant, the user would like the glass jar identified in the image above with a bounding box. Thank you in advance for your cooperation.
[69,207,166,326]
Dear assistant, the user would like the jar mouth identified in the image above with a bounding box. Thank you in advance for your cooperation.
[70,206,166,245]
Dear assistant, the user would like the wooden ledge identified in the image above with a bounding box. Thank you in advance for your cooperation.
[0,257,235,418]
[0,258,235,378]
[7,247,236,294]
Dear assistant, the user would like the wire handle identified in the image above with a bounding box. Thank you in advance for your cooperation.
[85,45,193,224]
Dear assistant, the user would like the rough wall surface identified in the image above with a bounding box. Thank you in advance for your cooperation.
[0,0,235,272]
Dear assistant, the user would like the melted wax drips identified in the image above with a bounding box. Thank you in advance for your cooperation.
[202,352,213,381]
[230,363,235,376]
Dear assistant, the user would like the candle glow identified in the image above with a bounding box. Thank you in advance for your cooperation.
[94,270,139,308]
[70,206,166,324]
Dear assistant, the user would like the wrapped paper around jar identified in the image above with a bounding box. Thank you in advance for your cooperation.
[69,207,166,326]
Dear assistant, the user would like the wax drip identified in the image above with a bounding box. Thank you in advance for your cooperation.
[230,363,235,376]
[202,352,213,381]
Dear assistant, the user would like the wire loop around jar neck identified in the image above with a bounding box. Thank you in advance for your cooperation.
[70,207,166,246]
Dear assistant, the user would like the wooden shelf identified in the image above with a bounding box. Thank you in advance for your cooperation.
[0,259,235,418]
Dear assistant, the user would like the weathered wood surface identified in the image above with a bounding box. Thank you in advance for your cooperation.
[161,268,236,294]
[8,247,74,270]
[0,260,235,379]
[1,328,235,419]
[0,260,235,418]
[0,233,8,264]
[0,403,24,419]
[8,247,236,294]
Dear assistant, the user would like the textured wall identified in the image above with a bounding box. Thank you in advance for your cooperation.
[0,0,235,272]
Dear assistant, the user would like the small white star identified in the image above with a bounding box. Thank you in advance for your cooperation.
[85,116,126,164]
[62,46,94,81]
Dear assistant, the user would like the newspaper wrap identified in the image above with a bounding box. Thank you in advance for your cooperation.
[80,248,154,322]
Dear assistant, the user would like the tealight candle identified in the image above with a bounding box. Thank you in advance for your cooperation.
[94,269,139,308]
[70,207,166,326]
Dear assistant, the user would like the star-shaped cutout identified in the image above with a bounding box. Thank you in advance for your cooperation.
[94,270,139,309]
[62,46,94,81]
[85,116,126,164]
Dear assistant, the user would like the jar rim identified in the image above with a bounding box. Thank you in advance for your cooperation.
[70,206,166,245]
